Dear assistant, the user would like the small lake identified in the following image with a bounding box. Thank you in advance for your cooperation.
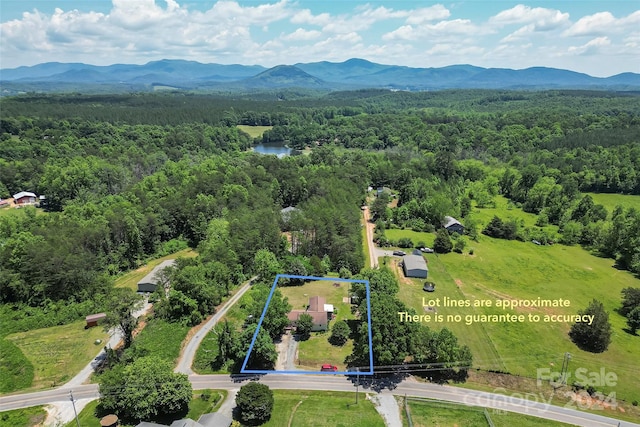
[252,142,300,157]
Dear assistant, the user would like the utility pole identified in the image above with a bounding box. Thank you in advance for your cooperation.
[355,367,359,405]
[69,390,81,427]
[560,352,572,385]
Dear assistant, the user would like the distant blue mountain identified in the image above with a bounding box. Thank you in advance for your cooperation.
[1,58,638,92]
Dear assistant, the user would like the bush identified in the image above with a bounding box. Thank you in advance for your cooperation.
[397,237,413,248]
[433,229,452,254]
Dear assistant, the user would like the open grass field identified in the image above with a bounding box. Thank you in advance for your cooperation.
[278,279,358,370]
[380,198,640,407]
[132,318,190,363]
[261,390,384,427]
[385,229,436,247]
[237,125,273,138]
[587,192,640,216]
[470,195,559,234]
[5,320,108,391]
[385,226,640,404]
[401,398,575,427]
[114,248,197,290]
[0,406,47,427]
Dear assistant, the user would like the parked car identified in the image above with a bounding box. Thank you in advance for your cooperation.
[392,250,406,256]
[420,247,434,253]
[532,240,542,245]
[422,282,436,292]
[321,364,338,371]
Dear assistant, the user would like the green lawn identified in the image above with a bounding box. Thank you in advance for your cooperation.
[385,229,436,247]
[237,125,273,138]
[261,390,384,427]
[0,406,47,427]
[5,320,108,391]
[586,192,640,216]
[114,248,197,290]
[401,398,576,427]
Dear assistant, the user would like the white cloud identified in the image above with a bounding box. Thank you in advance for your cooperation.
[383,18,490,41]
[490,4,569,30]
[563,10,640,37]
[405,5,451,25]
[567,36,611,55]
[282,28,321,41]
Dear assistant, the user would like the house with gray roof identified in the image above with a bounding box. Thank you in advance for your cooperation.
[402,254,428,278]
[443,216,464,235]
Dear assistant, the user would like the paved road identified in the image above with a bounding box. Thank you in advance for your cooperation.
[175,276,257,375]
[4,375,638,427]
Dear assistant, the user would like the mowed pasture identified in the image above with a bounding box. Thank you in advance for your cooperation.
[278,278,357,371]
[5,320,108,391]
[261,390,384,427]
[237,124,273,138]
[384,201,640,404]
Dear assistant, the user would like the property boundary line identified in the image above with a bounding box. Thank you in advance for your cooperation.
[240,274,374,375]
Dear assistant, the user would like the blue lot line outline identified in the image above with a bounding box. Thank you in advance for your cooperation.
[241,274,374,375]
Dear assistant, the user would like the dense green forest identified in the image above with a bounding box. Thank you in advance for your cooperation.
[0,90,639,386]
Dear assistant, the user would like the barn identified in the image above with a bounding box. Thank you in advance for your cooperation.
[402,254,428,278]
[444,216,465,234]
[13,191,37,206]
[137,259,176,293]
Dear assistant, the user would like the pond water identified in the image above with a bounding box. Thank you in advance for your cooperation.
[252,141,300,157]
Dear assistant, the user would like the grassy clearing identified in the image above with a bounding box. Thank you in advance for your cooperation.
[401,398,575,427]
[237,125,273,138]
[587,192,640,215]
[435,236,640,402]
[381,211,640,403]
[114,248,197,290]
[5,320,108,390]
[0,338,34,393]
[0,406,47,427]
[261,390,384,427]
[278,279,357,370]
[385,229,436,247]
[471,195,559,233]
[132,318,190,363]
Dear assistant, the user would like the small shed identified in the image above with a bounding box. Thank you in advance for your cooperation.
[137,259,176,293]
[100,414,119,427]
[443,216,465,234]
[86,313,107,328]
[12,191,37,205]
[402,254,428,278]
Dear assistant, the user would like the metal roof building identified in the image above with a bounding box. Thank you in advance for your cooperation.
[402,254,428,279]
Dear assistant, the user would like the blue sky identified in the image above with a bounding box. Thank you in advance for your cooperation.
[1,1,638,76]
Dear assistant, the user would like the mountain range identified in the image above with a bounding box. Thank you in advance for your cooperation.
[1,58,639,93]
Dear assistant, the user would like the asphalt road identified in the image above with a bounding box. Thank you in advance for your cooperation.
[174,276,256,375]
[2,374,638,427]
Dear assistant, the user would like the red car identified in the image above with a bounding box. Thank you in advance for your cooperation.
[321,364,338,372]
